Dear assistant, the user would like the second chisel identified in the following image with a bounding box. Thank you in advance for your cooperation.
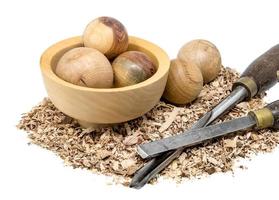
[138,100,279,159]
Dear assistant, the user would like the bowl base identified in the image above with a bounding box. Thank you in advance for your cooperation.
[77,120,114,128]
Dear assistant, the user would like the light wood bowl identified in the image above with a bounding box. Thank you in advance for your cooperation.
[40,36,170,127]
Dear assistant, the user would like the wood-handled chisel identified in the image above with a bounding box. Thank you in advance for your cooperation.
[130,44,279,189]
[138,100,279,158]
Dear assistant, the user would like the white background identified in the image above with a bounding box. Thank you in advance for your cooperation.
[1,0,279,199]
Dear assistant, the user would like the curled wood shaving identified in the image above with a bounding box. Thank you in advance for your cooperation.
[17,67,279,186]
[159,107,180,133]
[123,132,143,146]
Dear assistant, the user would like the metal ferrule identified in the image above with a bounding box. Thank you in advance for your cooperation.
[249,108,274,129]
[233,76,258,99]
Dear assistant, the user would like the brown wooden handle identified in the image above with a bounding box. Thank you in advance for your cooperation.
[265,100,279,129]
[250,100,279,130]
[239,44,279,97]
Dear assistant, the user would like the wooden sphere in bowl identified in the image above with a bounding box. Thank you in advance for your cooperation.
[112,51,156,87]
[83,16,129,59]
[55,47,113,88]
[40,36,170,127]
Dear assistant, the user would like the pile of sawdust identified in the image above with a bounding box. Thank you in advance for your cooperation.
[17,67,279,186]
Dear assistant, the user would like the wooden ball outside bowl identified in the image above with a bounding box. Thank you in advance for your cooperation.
[40,36,170,128]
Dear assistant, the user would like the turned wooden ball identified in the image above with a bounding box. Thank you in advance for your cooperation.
[112,51,156,87]
[163,59,203,104]
[83,16,129,59]
[177,39,221,84]
[55,47,113,88]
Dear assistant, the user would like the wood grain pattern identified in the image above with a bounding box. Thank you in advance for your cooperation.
[99,17,129,58]
[241,44,279,95]
[55,47,113,88]
[177,39,221,84]
[40,36,170,127]
[83,17,129,59]
[163,59,203,104]
[112,51,156,87]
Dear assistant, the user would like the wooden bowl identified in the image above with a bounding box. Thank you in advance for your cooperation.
[40,36,170,127]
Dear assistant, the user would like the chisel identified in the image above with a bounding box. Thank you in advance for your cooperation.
[138,100,279,159]
[130,44,279,189]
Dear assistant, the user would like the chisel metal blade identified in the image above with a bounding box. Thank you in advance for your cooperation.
[138,115,256,159]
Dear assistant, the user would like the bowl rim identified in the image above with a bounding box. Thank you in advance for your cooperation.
[40,36,170,93]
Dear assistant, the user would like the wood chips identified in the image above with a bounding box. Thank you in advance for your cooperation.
[17,67,279,186]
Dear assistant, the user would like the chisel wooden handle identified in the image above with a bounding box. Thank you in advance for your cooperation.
[250,100,279,129]
[234,44,279,98]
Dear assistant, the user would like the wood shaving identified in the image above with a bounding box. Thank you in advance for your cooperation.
[17,67,279,186]
[223,138,237,148]
[123,132,143,146]
[159,107,180,133]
